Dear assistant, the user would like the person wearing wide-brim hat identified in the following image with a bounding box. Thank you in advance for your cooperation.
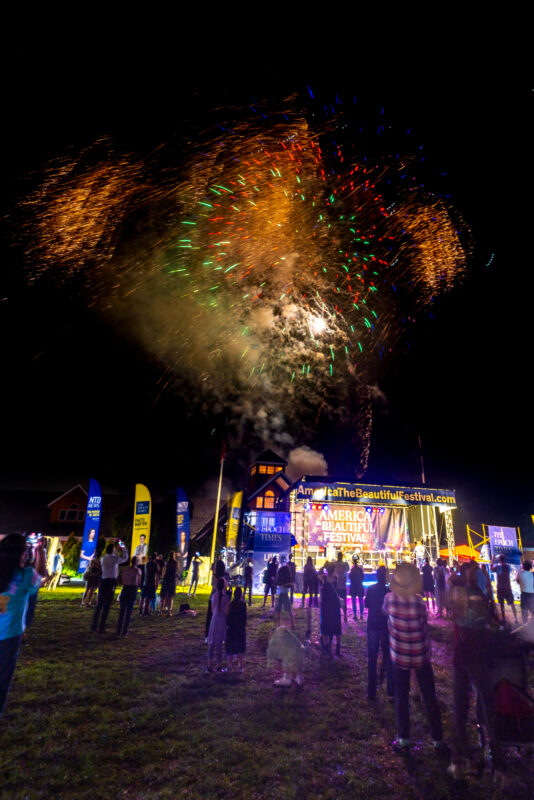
[383,562,447,756]
[389,562,422,596]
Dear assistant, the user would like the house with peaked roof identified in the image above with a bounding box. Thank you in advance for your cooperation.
[187,450,295,560]
[246,449,292,512]
[48,484,88,524]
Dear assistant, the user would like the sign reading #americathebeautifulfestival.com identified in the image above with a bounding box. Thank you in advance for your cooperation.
[296,481,456,508]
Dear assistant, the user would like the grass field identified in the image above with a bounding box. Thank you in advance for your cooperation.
[2,587,533,799]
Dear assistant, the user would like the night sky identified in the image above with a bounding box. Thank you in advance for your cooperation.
[1,60,530,538]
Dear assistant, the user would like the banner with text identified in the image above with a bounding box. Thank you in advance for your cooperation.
[226,491,243,549]
[307,505,405,551]
[296,481,456,508]
[488,525,521,566]
[78,478,102,573]
[252,511,291,594]
[132,484,151,562]
[176,487,190,572]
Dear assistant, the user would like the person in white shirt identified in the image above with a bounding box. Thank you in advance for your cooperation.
[414,542,426,569]
[516,559,534,624]
[91,541,128,634]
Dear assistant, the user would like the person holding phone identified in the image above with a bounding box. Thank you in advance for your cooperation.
[0,535,48,718]
[91,540,128,634]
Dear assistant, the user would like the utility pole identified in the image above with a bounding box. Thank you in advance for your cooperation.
[210,441,226,569]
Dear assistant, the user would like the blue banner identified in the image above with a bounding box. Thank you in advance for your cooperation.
[176,487,190,572]
[252,511,291,593]
[78,478,103,573]
[488,525,521,566]
[253,511,292,551]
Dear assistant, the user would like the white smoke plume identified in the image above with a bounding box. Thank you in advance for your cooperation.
[286,446,329,483]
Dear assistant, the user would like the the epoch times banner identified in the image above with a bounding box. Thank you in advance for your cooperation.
[78,478,102,572]
[132,484,151,559]
[488,525,521,566]
[252,511,291,594]
[307,505,405,552]
[176,487,190,571]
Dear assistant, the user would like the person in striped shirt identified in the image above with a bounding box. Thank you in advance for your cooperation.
[383,562,447,754]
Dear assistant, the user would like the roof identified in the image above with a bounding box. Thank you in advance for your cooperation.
[250,449,288,467]
[47,484,88,508]
[246,471,293,502]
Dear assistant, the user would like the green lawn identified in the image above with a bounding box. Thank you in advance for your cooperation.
[2,587,532,799]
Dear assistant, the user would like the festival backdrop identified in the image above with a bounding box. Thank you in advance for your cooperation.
[176,487,190,571]
[226,491,243,549]
[306,505,405,552]
[78,478,102,572]
[252,511,292,594]
[132,483,151,558]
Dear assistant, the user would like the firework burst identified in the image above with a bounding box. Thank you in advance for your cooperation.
[20,95,470,473]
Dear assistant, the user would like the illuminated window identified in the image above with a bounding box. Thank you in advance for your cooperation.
[264,491,275,510]
[259,465,267,474]
[256,497,264,508]
[267,466,275,474]
[251,466,257,475]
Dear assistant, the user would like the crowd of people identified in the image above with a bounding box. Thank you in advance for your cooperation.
[80,541,206,634]
[2,531,534,777]
[204,548,534,771]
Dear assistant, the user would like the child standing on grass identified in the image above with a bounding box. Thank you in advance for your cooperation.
[206,578,230,672]
[226,586,247,672]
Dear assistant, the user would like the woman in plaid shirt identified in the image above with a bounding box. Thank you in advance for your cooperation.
[383,562,447,754]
